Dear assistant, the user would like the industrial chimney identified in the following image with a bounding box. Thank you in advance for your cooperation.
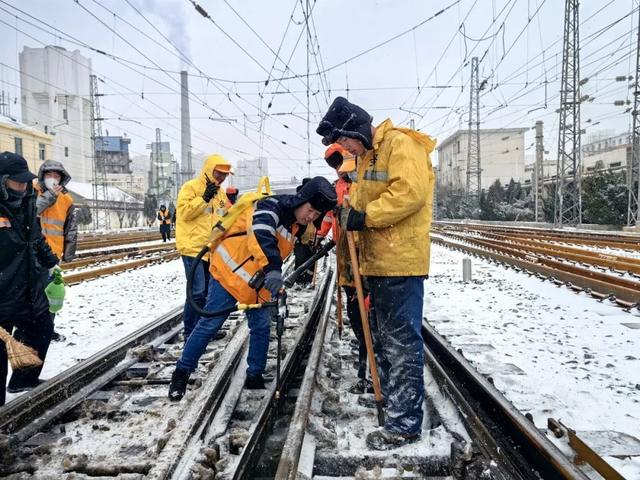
[180,70,193,185]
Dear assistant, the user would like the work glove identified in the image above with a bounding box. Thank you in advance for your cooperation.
[202,179,219,203]
[338,206,366,231]
[264,270,284,297]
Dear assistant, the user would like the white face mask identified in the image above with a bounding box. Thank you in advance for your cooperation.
[44,177,60,190]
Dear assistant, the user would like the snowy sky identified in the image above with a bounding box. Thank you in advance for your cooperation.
[0,0,637,181]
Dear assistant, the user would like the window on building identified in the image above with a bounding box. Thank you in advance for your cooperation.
[14,137,22,156]
[610,162,622,168]
[62,108,68,121]
[39,143,45,161]
[455,141,460,154]
[64,146,69,157]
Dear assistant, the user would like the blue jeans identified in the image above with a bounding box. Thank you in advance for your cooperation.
[368,276,425,436]
[177,277,271,378]
[181,255,210,339]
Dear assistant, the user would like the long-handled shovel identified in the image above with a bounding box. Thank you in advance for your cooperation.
[342,198,385,426]
[0,327,43,370]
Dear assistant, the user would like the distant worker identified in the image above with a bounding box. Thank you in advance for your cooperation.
[226,187,239,206]
[175,155,231,340]
[168,177,337,400]
[157,204,172,242]
[317,97,435,450]
[34,160,78,342]
[0,152,59,403]
[319,144,371,394]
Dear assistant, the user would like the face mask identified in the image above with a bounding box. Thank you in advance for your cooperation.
[6,188,26,208]
[44,177,60,190]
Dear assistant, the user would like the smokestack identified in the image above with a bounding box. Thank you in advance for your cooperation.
[180,70,193,183]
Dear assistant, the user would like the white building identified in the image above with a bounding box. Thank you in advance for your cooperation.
[436,128,527,191]
[20,46,93,182]
[581,132,630,173]
[232,158,268,191]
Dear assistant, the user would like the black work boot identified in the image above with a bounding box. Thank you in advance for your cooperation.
[348,378,374,394]
[168,367,190,401]
[366,429,420,450]
[245,374,265,389]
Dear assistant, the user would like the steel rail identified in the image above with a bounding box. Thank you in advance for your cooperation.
[422,321,590,480]
[231,268,335,480]
[0,307,183,438]
[432,234,640,304]
[63,243,175,270]
[274,268,335,480]
[64,251,180,284]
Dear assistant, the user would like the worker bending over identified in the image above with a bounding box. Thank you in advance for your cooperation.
[168,176,336,400]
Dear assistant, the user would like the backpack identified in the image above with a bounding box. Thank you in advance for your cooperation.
[205,176,272,252]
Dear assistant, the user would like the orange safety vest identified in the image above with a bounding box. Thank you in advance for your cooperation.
[209,203,298,304]
[158,210,171,224]
[37,187,73,259]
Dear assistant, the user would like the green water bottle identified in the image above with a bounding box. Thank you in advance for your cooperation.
[45,268,65,313]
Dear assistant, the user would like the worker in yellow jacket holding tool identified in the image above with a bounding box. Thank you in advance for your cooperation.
[175,154,231,339]
[317,97,435,450]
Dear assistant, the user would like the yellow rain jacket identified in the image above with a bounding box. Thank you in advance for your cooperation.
[353,119,435,276]
[176,154,230,259]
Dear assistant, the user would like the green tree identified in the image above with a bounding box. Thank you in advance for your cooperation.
[582,169,627,224]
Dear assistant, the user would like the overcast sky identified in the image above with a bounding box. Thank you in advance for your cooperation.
[0,0,637,181]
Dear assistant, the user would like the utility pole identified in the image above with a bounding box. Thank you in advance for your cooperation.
[89,74,110,231]
[534,121,545,222]
[554,0,582,227]
[466,56,481,206]
[305,0,311,178]
[627,6,640,227]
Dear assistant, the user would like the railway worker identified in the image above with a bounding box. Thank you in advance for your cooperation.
[34,160,78,342]
[157,204,172,242]
[0,152,59,403]
[175,154,231,340]
[34,160,78,263]
[168,176,337,401]
[318,144,372,394]
[316,97,436,450]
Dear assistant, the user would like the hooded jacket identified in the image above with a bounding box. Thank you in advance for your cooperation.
[209,176,336,303]
[34,160,77,261]
[354,119,436,276]
[0,181,59,318]
[175,154,230,259]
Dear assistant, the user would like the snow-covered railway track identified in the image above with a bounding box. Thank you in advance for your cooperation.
[0,268,334,479]
[64,250,180,285]
[63,243,176,271]
[432,232,640,308]
[434,221,640,251]
[78,232,163,251]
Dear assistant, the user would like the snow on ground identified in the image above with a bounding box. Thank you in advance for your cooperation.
[6,258,186,403]
[426,243,640,479]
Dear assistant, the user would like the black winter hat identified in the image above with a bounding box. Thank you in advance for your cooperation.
[316,97,373,150]
[0,151,37,183]
[294,176,337,213]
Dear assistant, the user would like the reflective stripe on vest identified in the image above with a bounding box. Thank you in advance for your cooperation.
[41,226,64,236]
[215,244,253,282]
[253,209,279,223]
[363,170,388,182]
[252,224,276,236]
[277,225,293,242]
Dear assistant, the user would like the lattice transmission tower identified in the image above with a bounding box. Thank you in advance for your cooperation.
[554,0,582,226]
[466,57,481,205]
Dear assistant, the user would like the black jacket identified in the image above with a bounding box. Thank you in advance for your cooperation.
[0,189,59,318]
